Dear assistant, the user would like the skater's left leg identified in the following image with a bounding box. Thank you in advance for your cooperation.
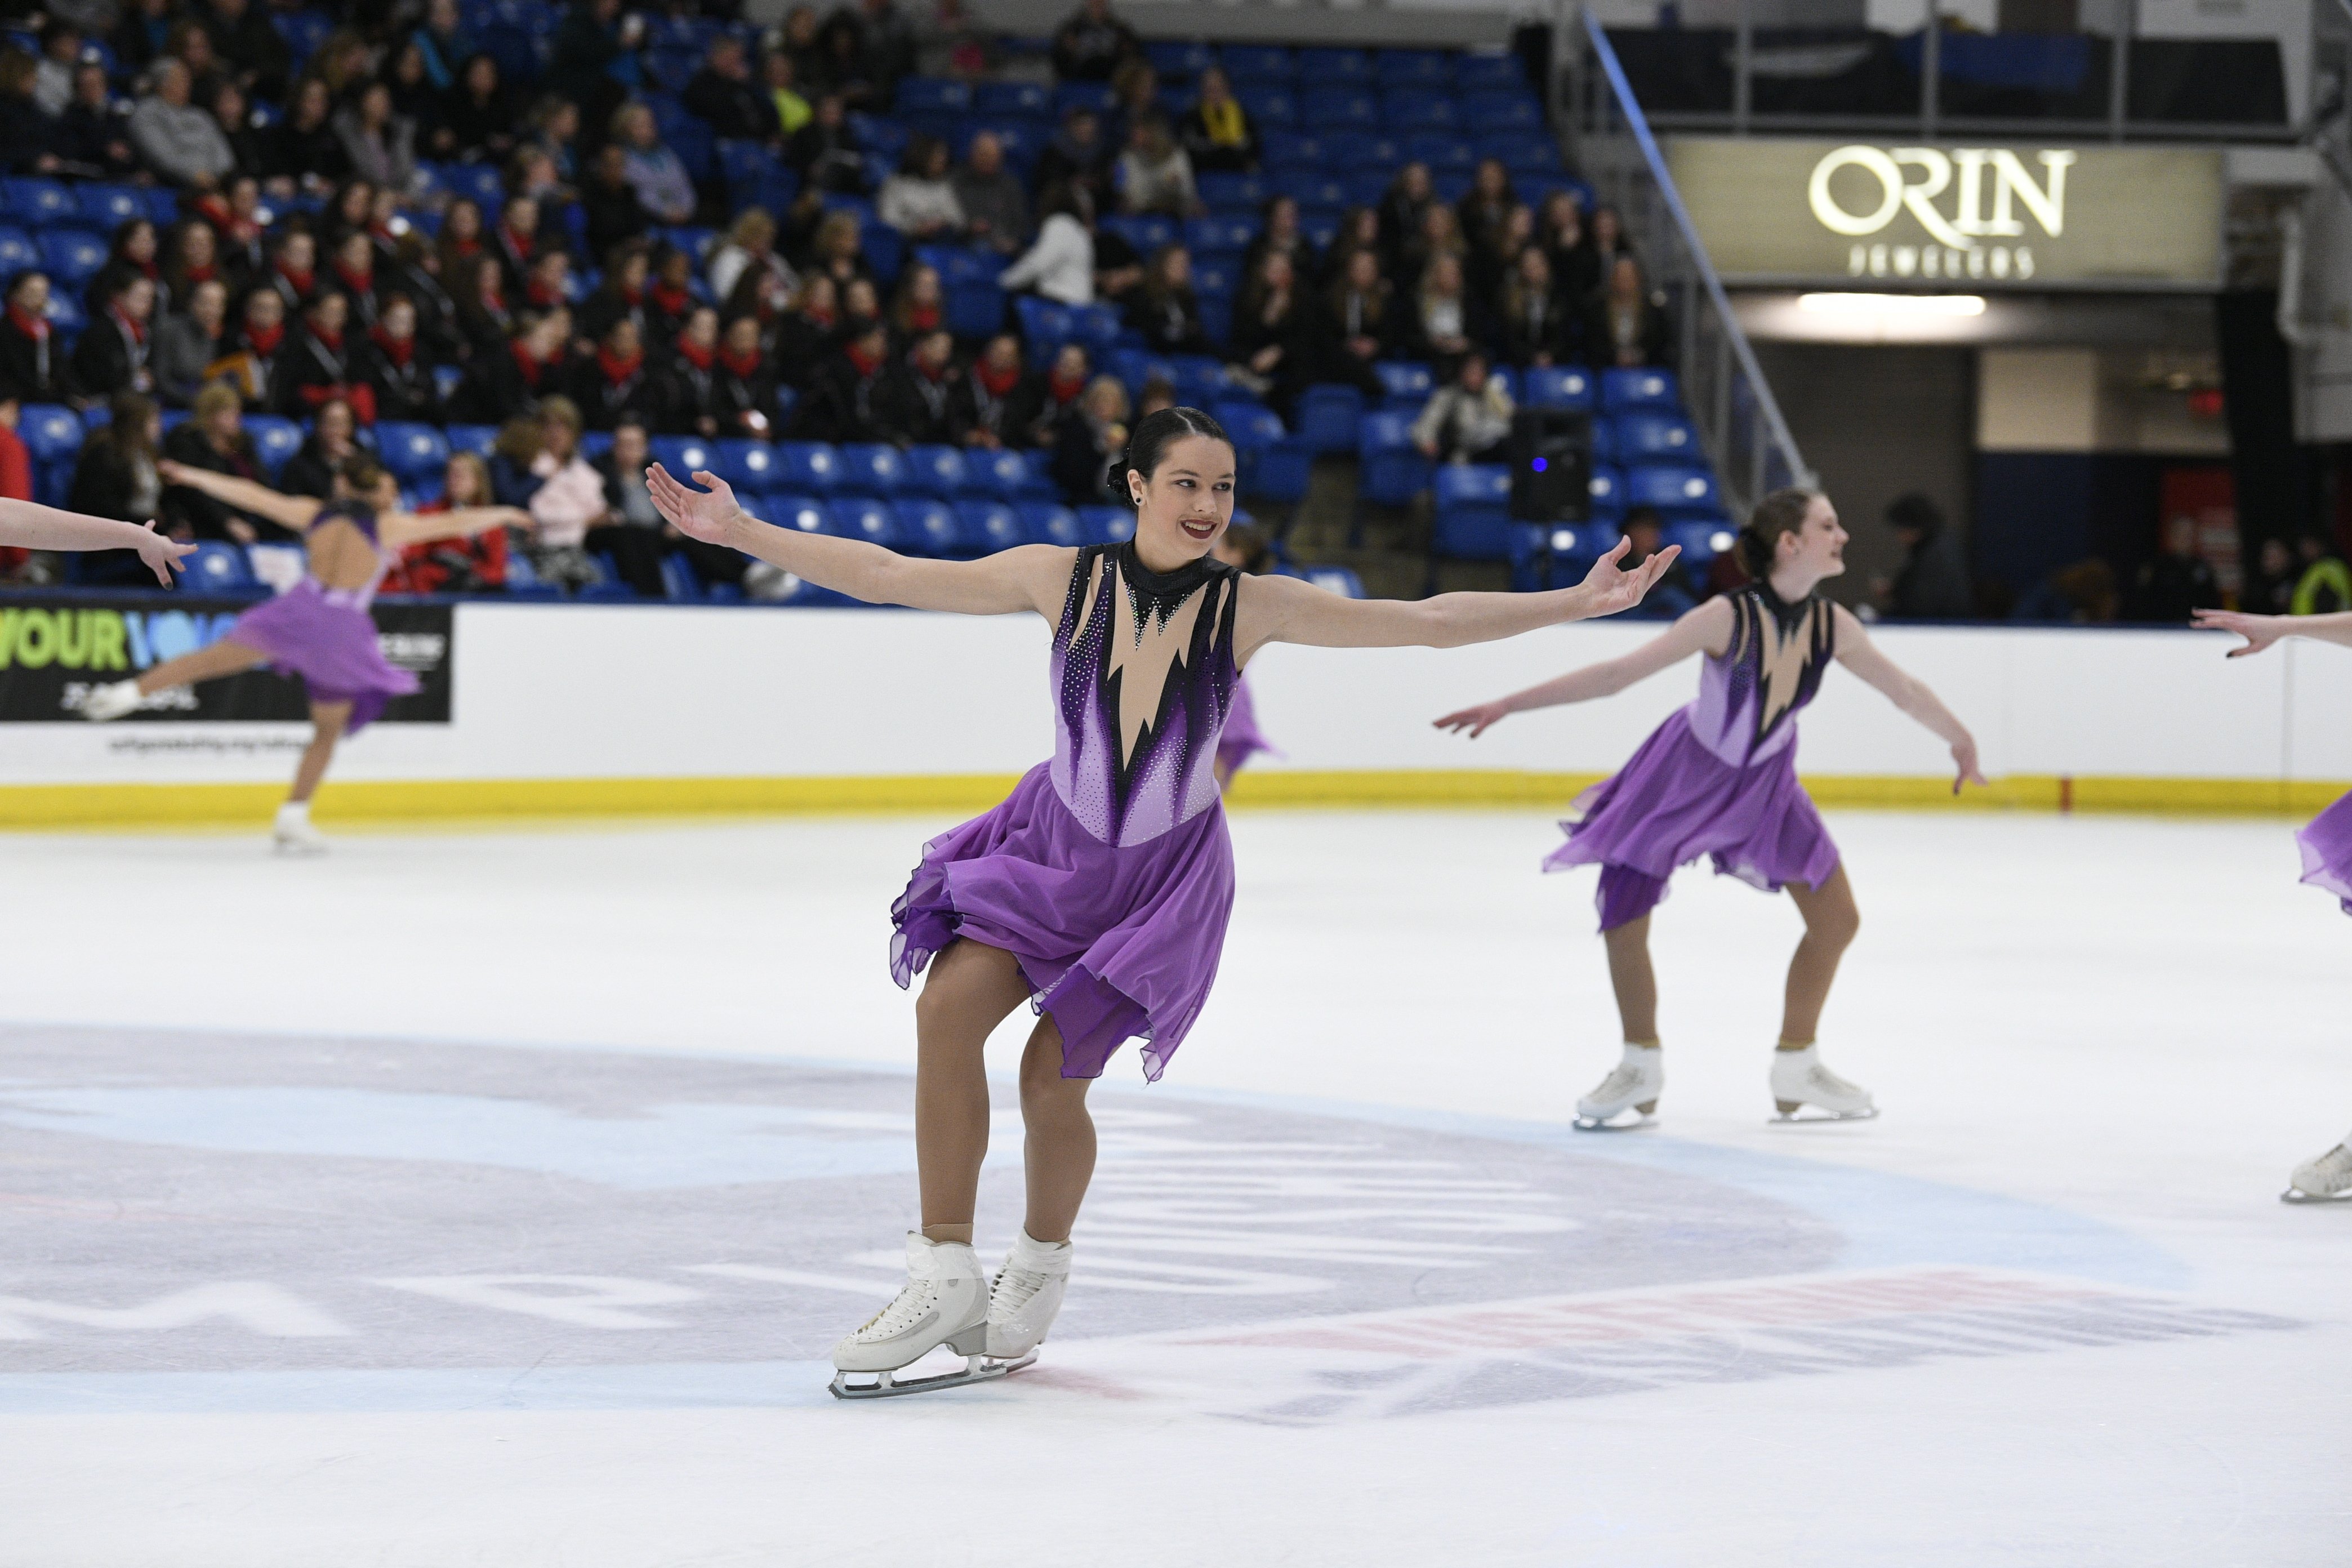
[1780,865,1857,1046]
[289,700,351,804]
[1018,1014,1094,1243]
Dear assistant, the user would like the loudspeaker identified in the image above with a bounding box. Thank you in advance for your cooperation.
[1508,408,1591,523]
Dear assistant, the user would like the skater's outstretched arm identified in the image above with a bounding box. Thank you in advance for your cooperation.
[1829,605,1985,794]
[378,506,534,549]
[2193,608,2352,656]
[1433,596,1733,738]
[155,461,326,534]
[0,498,195,586]
[645,464,1070,617]
[1240,537,1685,662]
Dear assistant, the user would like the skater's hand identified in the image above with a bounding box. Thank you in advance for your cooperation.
[645,464,742,545]
[2191,609,2286,658]
[133,520,196,586]
[1950,736,1988,795]
[1577,537,1682,618]
[1434,701,1511,739]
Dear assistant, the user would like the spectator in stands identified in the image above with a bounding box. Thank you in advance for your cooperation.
[1052,373,1128,503]
[1379,163,1436,273]
[595,417,700,596]
[712,313,785,437]
[1242,198,1318,288]
[2292,532,2352,613]
[770,278,840,387]
[806,210,873,291]
[811,15,878,109]
[259,78,345,199]
[465,302,572,422]
[264,228,318,315]
[1497,247,1569,369]
[2012,557,2117,623]
[455,254,514,360]
[51,61,141,182]
[915,0,997,80]
[521,248,574,313]
[856,0,920,95]
[1876,492,1972,620]
[0,54,53,177]
[280,291,373,422]
[612,101,696,226]
[840,277,885,342]
[2246,536,2298,616]
[999,181,1095,306]
[1052,0,1141,83]
[1404,253,1483,368]
[685,34,774,142]
[0,272,66,403]
[1319,247,1392,397]
[1130,246,1212,357]
[1228,252,1317,415]
[763,49,813,139]
[1616,507,1699,620]
[323,179,378,250]
[167,21,230,110]
[574,143,646,257]
[780,5,826,82]
[507,138,570,210]
[1411,350,1512,465]
[1538,189,1599,305]
[1401,203,1467,287]
[389,449,508,594]
[278,395,363,499]
[436,199,488,282]
[889,262,946,344]
[548,0,644,140]
[1117,113,1197,219]
[1470,202,1535,308]
[310,28,378,102]
[879,134,967,242]
[515,394,627,591]
[1035,105,1113,213]
[440,54,520,166]
[657,306,720,434]
[411,0,476,92]
[1030,342,1091,446]
[93,220,163,314]
[955,132,1030,256]
[1590,204,1633,278]
[786,92,867,195]
[1456,158,1516,258]
[487,413,544,505]
[0,387,32,577]
[1178,65,1258,176]
[162,221,226,310]
[69,391,163,524]
[492,194,543,289]
[366,294,438,424]
[873,327,961,447]
[154,277,229,407]
[333,81,421,200]
[636,245,691,350]
[130,57,235,190]
[112,0,176,82]
[33,22,80,117]
[579,240,650,343]
[796,319,889,442]
[1585,253,1668,369]
[195,177,269,276]
[159,381,279,542]
[387,41,443,145]
[1107,57,1157,145]
[2125,513,2220,621]
[952,334,1036,449]
[1134,375,1174,421]
[327,231,386,331]
[73,270,158,402]
[568,317,656,430]
[201,0,291,102]
[217,284,285,407]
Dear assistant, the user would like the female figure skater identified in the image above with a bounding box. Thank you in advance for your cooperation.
[1209,521,1276,789]
[2191,605,2352,1202]
[79,457,527,855]
[0,500,191,584]
[643,406,1683,1397]
[1436,488,1984,1129]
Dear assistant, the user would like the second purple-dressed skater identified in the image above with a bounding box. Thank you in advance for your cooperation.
[645,407,1683,1397]
[1437,487,1984,1129]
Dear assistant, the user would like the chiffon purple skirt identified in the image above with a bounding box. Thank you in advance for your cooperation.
[2296,788,2352,915]
[224,581,418,733]
[890,763,1236,1080]
[1543,709,1840,930]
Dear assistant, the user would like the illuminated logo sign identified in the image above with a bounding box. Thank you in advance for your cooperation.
[1666,138,2222,289]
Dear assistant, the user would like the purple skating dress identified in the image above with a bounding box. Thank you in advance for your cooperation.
[891,542,1243,1080]
[220,505,420,733]
[2295,790,2352,914]
[1544,582,1842,929]
[1216,672,1278,776]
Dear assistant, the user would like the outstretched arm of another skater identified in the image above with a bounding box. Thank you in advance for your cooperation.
[1829,605,1986,794]
[378,506,534,549]
[0,498,195,586]
[1433,596,1734,738]
[155,461,327,534]
[645,464,1067,616]
[2192,608,2352,656]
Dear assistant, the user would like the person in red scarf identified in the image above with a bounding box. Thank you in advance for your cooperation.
[0,271,69,402]
[93,220,163,313]
[564,317,657,430]
[656,306,721,435]
[456,305,571,424]
[366,293,440,423]
[267,229,321,315]
[791,319,888,442]
[521,249,573,313]
[711,313,785,438]
[949,333,1043,451]
[279,291,378,424]
[492,194,541,292]
[0,384,32,580]
[327,231,386,331]
[770,275,839,392]
[887,262,945,348]
[220,287,289,408]
[643,245,696,351]
[71,269,158,400]
[1030,342,1092,447]
[455,253,514,361]
[434,198,489,284]
[579,239,651,345]
[162,220,226,312]
[194,177,269,279]
[872,327,961,447]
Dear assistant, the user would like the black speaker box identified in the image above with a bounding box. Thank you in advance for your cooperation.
[1508,408,1591,523]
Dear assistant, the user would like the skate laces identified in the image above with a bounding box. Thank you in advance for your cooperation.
[1808,1063,1863,1096]
[1591,1063,1647,1102]
[853,1279,939,1341]
[991,1266,1052,1317]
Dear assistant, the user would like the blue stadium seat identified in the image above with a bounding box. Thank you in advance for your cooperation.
[0,225,35,274]
[1614,412,1698,462]
[1053,81,1117,118]
[947,280,1004,338]
[777,443,841,495]
[1219,403,1309,503]
[1108,348,1175,398]
[956,500,1026,553]
[1295,384,1365,456]
[968,447,1032,501]
[1383,89,1457,131]
[1191,251,1241,300]
[1297,47,1373,83]
[19,403,81,465]
[1014,296,1072,351]
[1373,360,1433,407]
[1237,88,1295,128]
[715,438,779,491]
[1219,44,1294,86]
[1481,132,1561,176]
[444,423,497,460]
[903,444,968,498]
[1432,464,1513,560]
[1197,172,1269,210]
[650,434,717,479]
[915,244,991,284]
[1101,214,1176,255]
[767,494,834,535]
[1064,303,1122,351]
[1272,172,1346,210]
[580,430,614,464]
[140,189,182,226]
[1587,465,1625,516]
[1603,368,1681,412]
[1357,409,1429,505]
[838,443,907,497]
[1589,418,1616,466]
[182,541,257,592]
[375,421,448,482]
[245,415,303,478]
[3,178,74,227]
[1146,40,1213,79]
[1521,366,1594,411]
[1018,501,1084,547]
[896,77,971,115]
[894,497,963,554]
[74,185,146,228]
[1076,505,1134,545]
[1300,88,1375,129]
[1184,215,1255,254]
[1668,518,1736,564]
[1167,354,1226,404]
[976,80,1050,119]
[830,496,899,547]
[1455,54,1526,92]
[1259,131,1325,168]
[1298,564,1365,598]
[37,228,108,286]
[1404,133,1476,172]
[656,553,702,600]
[1626,466,1720,511]
[645,47,697,94]
[1377,50,1453,89]
[440,162,504,208]
[1324,131,1404,171]
[1467,91,1546,131]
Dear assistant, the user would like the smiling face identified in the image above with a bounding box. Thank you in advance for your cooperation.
[1127,432,1236,560]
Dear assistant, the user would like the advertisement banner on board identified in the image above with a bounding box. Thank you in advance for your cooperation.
[0,595,453,723]
[1666,137,2225,289]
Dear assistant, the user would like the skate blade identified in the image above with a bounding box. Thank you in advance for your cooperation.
[2279,1187,2352,1204]
[272,838,329,858]
[1573,1107,1656,1132]
[828,1353,1030,1400]
[1770,1104,1879,1124]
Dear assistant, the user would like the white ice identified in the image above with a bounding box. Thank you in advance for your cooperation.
[1,807,2346,1567]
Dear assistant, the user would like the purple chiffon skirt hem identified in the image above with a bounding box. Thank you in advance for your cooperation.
[889,763,1235,1080]
[2296,788,2352,915]
[224,582,418,733]
[1543,709,1840,930]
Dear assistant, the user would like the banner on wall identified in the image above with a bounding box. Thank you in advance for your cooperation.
[0,595,453,724]
[1665,137,2225,288]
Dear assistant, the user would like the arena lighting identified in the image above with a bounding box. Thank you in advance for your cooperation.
[1797,292,1988,317]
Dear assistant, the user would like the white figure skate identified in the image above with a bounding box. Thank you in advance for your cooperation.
[2282,1137,2352,1204]
[79,680,143,721]
[272,803,329,857]
[1574,1044,1663,1131]
[830,1233,1010,1398]
[986,1229,1072,1364]
[1769,1045,1878,1122]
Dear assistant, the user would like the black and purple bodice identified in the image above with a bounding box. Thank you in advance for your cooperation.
[1687,582,1839,768]
[1050,542,1243,847]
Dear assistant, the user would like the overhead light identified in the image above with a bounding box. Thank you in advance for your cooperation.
[1797,292,1986,317]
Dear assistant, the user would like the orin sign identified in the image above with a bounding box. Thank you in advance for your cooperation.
[1667,137,2222,289]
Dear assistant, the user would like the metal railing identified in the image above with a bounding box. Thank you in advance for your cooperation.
[1566,8,1814,522]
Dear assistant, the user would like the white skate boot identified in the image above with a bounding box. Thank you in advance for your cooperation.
[829,1233,1004,1398]
[2282,1136,2352,1204]
[79,680,143,721]
[1574,1043,1663,1131]
[1769,1044,1878,1122]
[271,803,329,857]
[986,1229,1072,1364]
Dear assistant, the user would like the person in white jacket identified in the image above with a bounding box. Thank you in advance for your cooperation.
[876,135,966,242]
[999,184,1095,306]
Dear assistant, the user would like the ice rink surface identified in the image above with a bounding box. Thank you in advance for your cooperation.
[1,805,2347,1568]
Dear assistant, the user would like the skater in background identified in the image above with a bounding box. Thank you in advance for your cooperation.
[0,493,193,583]
[1436,487,1984,1129]
[1208,519,1277,789]
[78,456,526,855]
[644,407,1682,1397]
[2190,604,2352,1202]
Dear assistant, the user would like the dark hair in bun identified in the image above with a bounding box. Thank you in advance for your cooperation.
[1734,487,1822,580]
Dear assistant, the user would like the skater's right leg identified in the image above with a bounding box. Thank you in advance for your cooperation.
[1580,893,1664,1129]
[82,636,268,719]
[913,937,1034,1245]
[1602,914,1658,1044]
